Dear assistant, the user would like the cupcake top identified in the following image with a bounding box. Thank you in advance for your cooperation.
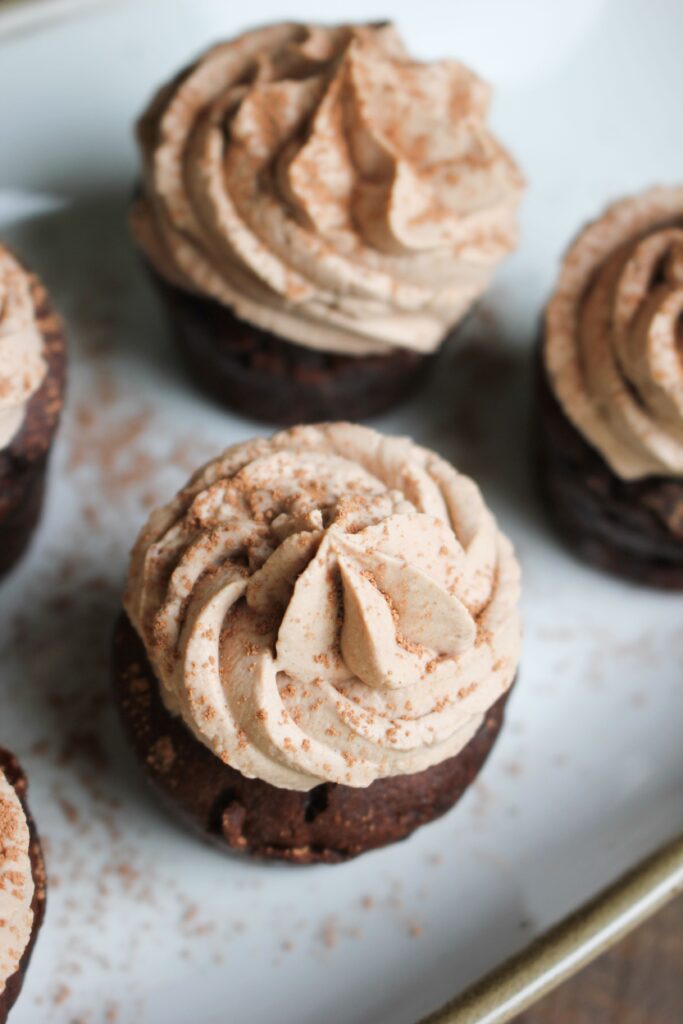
[545,186,683,480]
[0,762,35,996]
[125,423,521,791]
[0,246,47,450]
[131,22,524,358]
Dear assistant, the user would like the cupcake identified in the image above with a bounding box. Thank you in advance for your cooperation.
[130,22,524,425]
[0,749,47,1023]
[0,244,66,578]
[539,187,683,587]
[114,423,521,863]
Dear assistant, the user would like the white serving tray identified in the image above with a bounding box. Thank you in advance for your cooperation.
[0,2,682,1022]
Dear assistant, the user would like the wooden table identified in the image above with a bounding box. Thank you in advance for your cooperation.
[517,894,683,1023]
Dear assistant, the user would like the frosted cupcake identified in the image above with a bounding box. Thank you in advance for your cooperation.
[130,22,524,424]
[540,187,683,587]
[0,244,66,578]
[114,423,521,862]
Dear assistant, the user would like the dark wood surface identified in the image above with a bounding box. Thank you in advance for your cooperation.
[517,895,683,1023]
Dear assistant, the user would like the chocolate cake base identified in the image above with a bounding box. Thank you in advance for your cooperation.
[113,613,512,864]
[0,749,47,1024]
[0,267,66,579]
[148,267,434,425]
[536,350,683,588]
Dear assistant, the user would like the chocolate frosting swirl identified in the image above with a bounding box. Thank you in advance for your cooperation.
[125,424,521,791]
[545,187,683,480]
[131,22,524,357]
[0,246,46,450]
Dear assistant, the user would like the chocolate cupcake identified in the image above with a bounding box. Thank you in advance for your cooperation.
[0,749,47,1023]
[0,245,66,578]
[130,22,524,425]
[114,423,521,863]
[539,187,683,587]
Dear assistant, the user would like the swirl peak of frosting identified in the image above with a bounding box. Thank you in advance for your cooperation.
[0,245,47,450]
[545,186,683,480]
[0,766,34,996]
[131,22,524,357]
[125,424,521,790]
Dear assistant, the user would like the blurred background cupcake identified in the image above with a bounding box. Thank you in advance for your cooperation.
[0,244,66,579]
[130,21,524,424]
[539,186,683,588]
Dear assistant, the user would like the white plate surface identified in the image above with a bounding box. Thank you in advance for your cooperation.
[1,1,682,1022]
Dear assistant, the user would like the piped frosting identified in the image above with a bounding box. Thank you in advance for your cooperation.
[125,423,521,791]
[131,22,524,357]
[0,768,34,996]
[545,186,683,480]
[0,246,46,450]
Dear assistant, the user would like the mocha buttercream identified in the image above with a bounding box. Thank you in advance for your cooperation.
[0,246,47,451]
[545,186,683,480]
[125,423,521,791]
[0,769,34,996]
[131,22,524,357]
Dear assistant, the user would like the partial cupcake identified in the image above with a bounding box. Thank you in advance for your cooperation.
[0,245,66,578]
[114,423,521,863]
[539,186,683,588]
[130,22,524,425]
[0,749,47,1023]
